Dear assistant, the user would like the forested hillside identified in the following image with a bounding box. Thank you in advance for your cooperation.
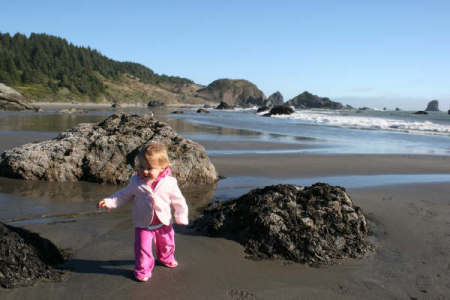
[0,32,195,102]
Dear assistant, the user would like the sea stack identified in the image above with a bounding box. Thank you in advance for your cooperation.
[425,100,440,112]
[265,91,284,107]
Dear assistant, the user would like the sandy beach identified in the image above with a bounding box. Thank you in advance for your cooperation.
[1,150,449,299]
[1,108,449,300]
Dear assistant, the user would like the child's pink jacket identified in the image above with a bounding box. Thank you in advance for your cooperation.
[102,174,188,227]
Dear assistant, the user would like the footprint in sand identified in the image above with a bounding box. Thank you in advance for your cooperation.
[227,288,257,300]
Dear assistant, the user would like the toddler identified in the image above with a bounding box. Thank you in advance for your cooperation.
[97,143,188,282]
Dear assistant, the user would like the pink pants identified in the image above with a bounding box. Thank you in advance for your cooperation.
[134,225,176,279]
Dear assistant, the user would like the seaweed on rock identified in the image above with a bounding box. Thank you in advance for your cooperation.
[192,183,373,264]
[0,222,66,288]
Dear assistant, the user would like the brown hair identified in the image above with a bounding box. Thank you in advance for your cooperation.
[138,142,170,169]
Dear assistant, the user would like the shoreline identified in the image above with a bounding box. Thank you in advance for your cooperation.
[33,102,205,108]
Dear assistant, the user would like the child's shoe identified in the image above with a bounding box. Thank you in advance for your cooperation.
[135,276,150,282]
[161,260,178,268]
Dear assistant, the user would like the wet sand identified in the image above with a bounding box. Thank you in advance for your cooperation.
[1,157,449,299]
[1,114,450,299]
[211,153,450,177]
[1,183,449,299]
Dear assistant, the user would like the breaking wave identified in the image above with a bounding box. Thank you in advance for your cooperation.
[270,110,450,136]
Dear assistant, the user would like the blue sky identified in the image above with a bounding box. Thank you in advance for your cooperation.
[2,0,450,110]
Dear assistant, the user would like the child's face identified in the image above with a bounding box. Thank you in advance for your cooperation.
[137,157,163,182]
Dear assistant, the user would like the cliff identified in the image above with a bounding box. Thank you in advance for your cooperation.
[0,83,40,111]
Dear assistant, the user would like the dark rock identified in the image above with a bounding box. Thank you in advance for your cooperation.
[0,83,41,112]
[171,110,185,114]
[196,79,266,107]
[191,183,373,264]
[414,111,428,115]
[111,103,121,109]
[0,222,65,288]
[196,108,210,114]
[256,105,270,113]
[0,113,218,186]
[264,105,295,116]
[147,100,166,107]
[216,101,235,110]
[425,100,439,112]
[286,91,343,109]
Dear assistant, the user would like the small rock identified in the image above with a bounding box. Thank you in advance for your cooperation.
[147,100,165,107]
[256,105,270,113]
[263,105,295,116]
[215,101,234,110]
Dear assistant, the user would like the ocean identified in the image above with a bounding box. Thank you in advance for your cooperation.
[171,107,450,156]
[1,106,449,155]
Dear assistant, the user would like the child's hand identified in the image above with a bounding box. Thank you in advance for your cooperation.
[97,200,110,210]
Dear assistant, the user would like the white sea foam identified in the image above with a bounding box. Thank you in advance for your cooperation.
[269,110,450,136]
[233,106,259,112]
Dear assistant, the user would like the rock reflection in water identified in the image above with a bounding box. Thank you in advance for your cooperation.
[167,117,259,137]
[0,114,107,132]
[182,182,217,220]
[0,176,217,223]
[0,177,119,204]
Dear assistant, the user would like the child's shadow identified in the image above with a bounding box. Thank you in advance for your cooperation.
[63,259,135,280]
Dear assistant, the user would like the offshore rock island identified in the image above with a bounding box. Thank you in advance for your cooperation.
[285,91,347,109]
